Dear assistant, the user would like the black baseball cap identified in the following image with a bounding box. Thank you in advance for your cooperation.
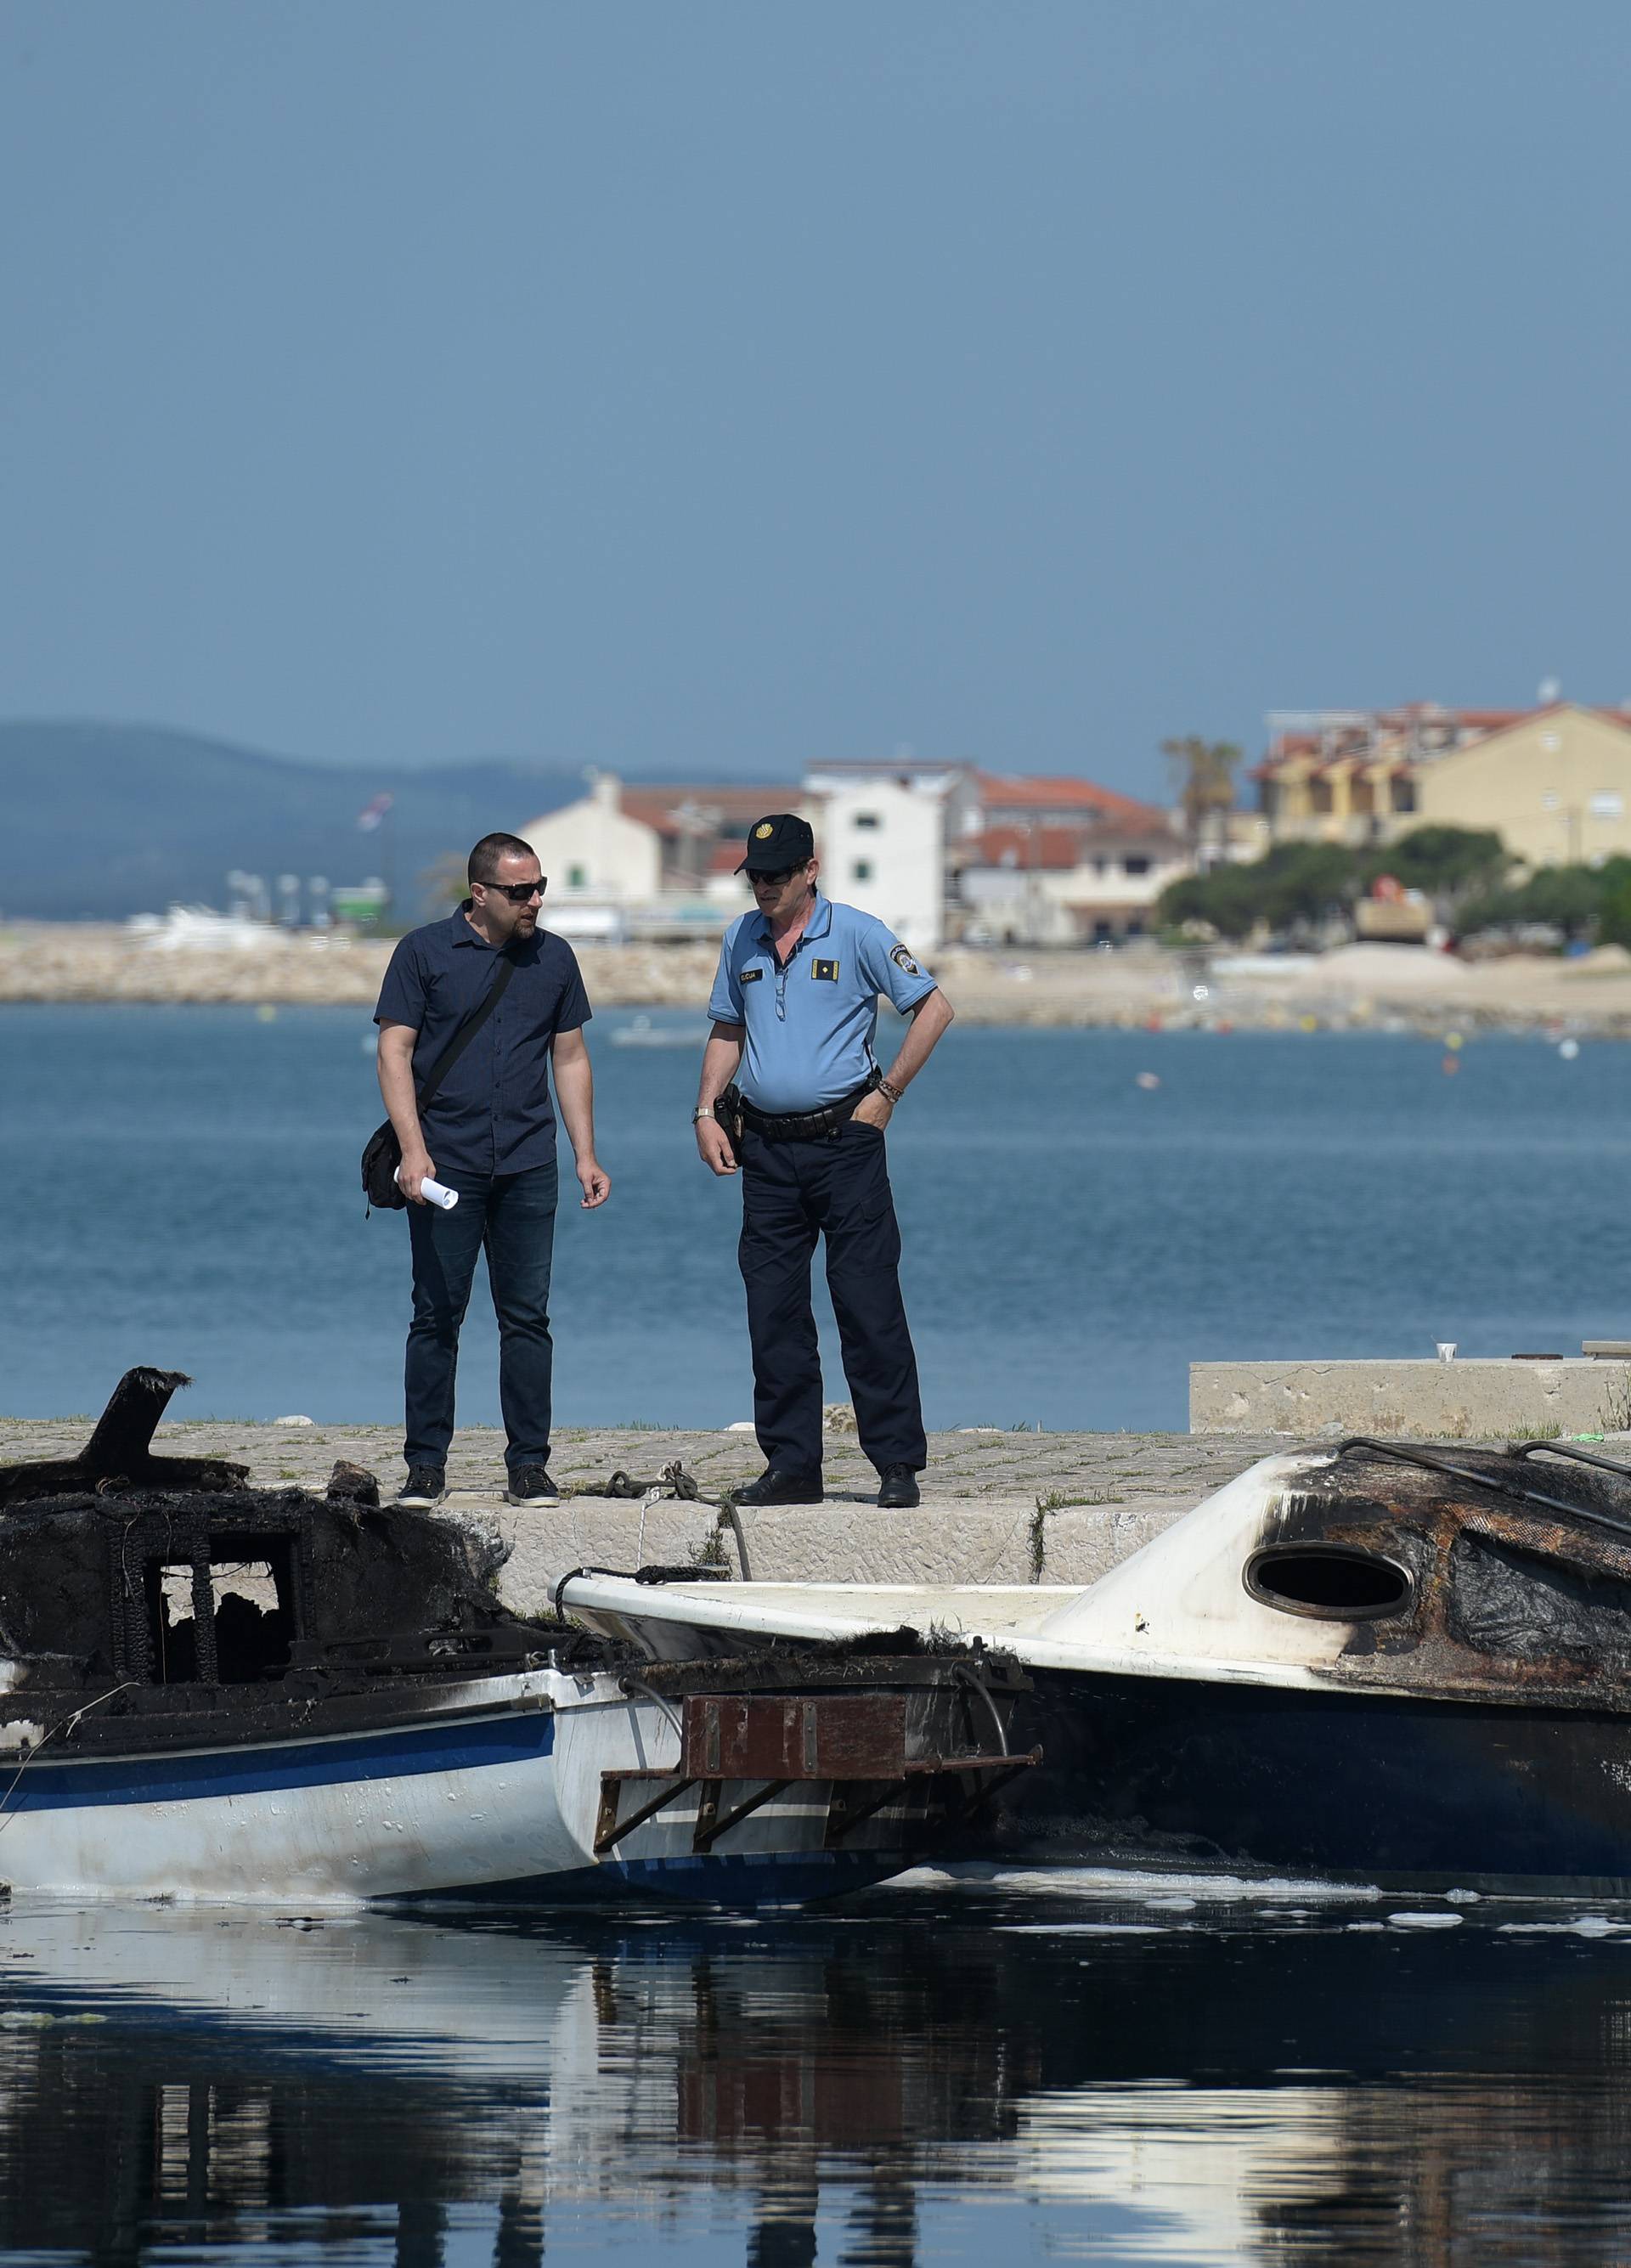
[736,812,816,874]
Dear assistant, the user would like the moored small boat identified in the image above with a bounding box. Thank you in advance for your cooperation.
[0,1379,1030,1906]
[555,1437,1631,1895]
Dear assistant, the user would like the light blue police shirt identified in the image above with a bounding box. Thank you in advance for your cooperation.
[707,893,938,1112]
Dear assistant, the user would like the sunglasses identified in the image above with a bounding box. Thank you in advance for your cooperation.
[749,866,801,887]
[482,877,547,904]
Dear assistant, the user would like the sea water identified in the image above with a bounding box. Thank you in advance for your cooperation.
[6,1877,1631,2264]
[1,1004,1628,1430]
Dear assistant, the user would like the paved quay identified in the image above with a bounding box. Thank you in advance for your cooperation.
[0,1417,1283,1616]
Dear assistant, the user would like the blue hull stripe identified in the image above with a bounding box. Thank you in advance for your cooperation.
[2,1710,554,1813]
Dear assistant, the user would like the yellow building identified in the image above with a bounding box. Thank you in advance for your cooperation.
[1416,705,1631,867]
[1256,702,1631,865]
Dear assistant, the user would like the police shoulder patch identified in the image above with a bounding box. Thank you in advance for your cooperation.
[889,943,922,978]
[740,966,763,983]
[812,958,840,983]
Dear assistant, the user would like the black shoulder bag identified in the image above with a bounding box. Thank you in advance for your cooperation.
[362,951,516,1212]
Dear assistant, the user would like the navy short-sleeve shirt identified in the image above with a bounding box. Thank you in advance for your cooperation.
[374,907,591,1176]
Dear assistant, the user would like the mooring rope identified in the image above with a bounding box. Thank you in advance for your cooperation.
[0,1679,140,1839]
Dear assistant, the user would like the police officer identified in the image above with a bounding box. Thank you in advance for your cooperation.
[694,814,955,1508]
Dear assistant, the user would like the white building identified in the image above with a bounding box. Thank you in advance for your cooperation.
[520,775,804,936]
[521,773,661,906]
[802,760,977,954]
[956,797,1190,945]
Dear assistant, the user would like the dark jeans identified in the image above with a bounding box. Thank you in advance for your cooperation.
[404,1161,558,1472]
[738,1120,927,1477]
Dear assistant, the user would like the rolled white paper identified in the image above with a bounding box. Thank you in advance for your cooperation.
[397,1168,460,1210]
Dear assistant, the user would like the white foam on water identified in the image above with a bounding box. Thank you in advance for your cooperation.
[996,1922,1171,1936]
[1498,1916,1628,1938]
[1387,1912,1464,1930]
[888,1864,1383,1904]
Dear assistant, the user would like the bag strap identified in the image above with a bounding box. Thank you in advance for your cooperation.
[415,949,517,1109]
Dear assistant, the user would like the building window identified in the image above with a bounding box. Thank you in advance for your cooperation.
[853,812,881,830]
[1123,856,1150,877]
[567,863,588,889]
[852,860,873,883]
[1309,778,1334,815]
[1591,793,1624,820]
[1391,777,1416,813]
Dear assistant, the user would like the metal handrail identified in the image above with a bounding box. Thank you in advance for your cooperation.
[1335,1436,1631,1546]
[1508,1440,1631,1483]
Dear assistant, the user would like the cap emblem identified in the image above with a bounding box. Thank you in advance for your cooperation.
[754,822,775,838]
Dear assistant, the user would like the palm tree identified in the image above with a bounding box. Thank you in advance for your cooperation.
[1162,737,1242,870]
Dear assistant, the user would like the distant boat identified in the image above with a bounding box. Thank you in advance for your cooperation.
[609,1013,709,1048]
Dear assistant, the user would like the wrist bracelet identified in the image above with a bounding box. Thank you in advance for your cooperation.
[878,1079,902,1105]
[692,1106,715,1123]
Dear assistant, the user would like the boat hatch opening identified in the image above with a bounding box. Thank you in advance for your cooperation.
[141,1535,298,1684]
[1244,1545,1412,1621]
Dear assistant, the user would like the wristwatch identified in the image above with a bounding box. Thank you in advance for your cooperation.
[691,1106,715,1123]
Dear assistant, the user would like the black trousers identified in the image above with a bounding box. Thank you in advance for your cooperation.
[737,1120,927,1476]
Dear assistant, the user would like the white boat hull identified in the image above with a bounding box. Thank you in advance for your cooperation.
[0,1670,908,1904]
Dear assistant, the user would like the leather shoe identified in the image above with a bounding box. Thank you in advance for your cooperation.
[732,1468,824,1506]
[877,1465,921,1509]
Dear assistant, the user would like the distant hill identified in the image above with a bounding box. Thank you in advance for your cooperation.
[0,723,612,921]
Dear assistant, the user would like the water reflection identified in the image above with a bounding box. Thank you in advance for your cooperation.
[6,1876,1631,2263]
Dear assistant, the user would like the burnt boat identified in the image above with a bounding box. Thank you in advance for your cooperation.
[556,1437,1631,1895]
[0,1372,1031,1905]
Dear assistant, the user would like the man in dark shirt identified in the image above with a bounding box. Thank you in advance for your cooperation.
[374,831,610,1509]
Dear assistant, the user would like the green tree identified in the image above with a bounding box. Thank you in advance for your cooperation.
[1159,842,1366,940]
[1597,869,1631,949]
[1363,826,1506,900]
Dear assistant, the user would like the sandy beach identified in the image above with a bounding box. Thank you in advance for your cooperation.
[5,922,1631,1035]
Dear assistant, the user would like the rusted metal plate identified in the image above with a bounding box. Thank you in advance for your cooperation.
[681,1692,908,1781]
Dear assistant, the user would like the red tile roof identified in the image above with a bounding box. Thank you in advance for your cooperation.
[967,824,1180,872]
[973,771,1170,828]
[618,787,804,838]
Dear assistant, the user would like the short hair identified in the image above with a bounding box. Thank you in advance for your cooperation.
[468,832,538,887]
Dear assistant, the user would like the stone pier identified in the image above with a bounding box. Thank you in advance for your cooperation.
[0,1415,1281,1621]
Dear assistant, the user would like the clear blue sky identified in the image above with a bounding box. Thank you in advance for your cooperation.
[3,1,1627,796]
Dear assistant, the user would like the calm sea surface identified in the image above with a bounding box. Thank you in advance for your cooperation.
[6,1007,1631,2263]
[7,1877,1631,2265]
[1,1005,1628,1431]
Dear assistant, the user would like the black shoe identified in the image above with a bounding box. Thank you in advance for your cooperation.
[733,1468,824,1506]
[397,1464,447,1509]
[877,1465,921,1509]
[505,1465,562,1507]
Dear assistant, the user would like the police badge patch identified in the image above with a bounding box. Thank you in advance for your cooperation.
[889,944,922,978]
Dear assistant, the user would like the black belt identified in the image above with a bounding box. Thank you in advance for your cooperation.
[737,1069,882,1142]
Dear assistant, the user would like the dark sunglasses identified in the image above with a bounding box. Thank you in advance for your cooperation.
[483,877,546,904]
[749,866,801,887]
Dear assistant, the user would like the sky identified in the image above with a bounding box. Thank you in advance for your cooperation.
[2,1,1628,798]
